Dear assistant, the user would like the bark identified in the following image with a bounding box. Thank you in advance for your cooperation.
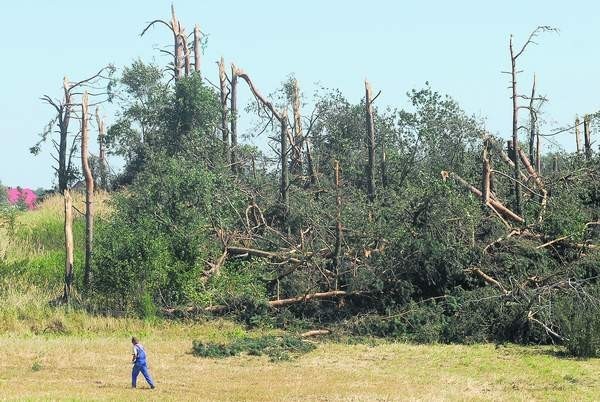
[290,79,303,175]
[365,80,376,202]
[535,126,541,174]
[575,116,581,154]
[181,28,190,77]
[95,107,107,190]
[552,155,559,172]
[218,58,230,165]
[193,24,201,73]
[62,190,74,302]
[230,64,238,173]
[509,36,522,215]
[442,171,524,223]
[81,93,94,290]
[584,114,592,160]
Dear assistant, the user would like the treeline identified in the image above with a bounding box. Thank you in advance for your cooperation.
[32,8,600,356]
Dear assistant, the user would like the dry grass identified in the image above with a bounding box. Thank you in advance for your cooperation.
[0,330,599,401]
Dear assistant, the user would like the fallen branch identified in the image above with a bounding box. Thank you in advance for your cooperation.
[465,268,508,294]
[269,290,349,308]
[300,329,331,338]
[536,235,569,250]
[442,171,524,223]
[227,246,302,264]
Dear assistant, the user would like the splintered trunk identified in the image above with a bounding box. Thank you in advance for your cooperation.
[230,65,238,173]
[575,116,581,154]
[510,37,522,216]
[95,107,107,190]
[281,113,290,211]
[333,160,343,290]
[58,77,71,193]
[63,190,74,302]
[218,58,230,165]
[171,5,182,80]
[365,80,376,202]
[528,75,537,166]
[193,25,201,73]
[535,127,541,174]
[182,29,190,77]
[584,114,592,160]
[290,79,303,175]
[81,93,94,290]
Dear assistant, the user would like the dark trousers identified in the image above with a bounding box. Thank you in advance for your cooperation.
[132,363,155,388]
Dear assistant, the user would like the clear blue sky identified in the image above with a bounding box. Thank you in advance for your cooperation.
[1,0,598,188]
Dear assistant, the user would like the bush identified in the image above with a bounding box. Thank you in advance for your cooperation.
[192,334,316,362]
[555,292,600,358]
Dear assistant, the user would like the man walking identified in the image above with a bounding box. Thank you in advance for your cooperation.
[131,336,156,389]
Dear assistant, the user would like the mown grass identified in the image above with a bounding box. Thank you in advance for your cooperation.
[0,334,599,401]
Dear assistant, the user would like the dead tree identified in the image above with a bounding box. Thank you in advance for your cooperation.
[236,67,290,211]
[62,190,74,302]
[81,93,94,290]
[290,79,304,175]
[584,114,592,160]
[528,74,537,167]
[218,58,230,165]
[36,67,113,192]
[506,27,555,215]
[193,24,201,73]
[365,80,376,202]
[575,116,582,154]
[230,64,239,173]
[95,107,108,190]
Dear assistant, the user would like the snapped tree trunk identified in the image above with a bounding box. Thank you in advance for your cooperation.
[290,79,303,175]
[528,75,537,167]
[58,77,72,193]
[305,137,317,185]
[171,5,182,80]
[63,190,74,302]
[95,107,108,190]
[81,93,94,290]
[584,114,592,160]
[575,116,581,154]
[509,36,522,216]
[482,138,491,207]
[281,113,290,212]
[365,80,376,202]
[218,57,230,165]
[193,24,201,73]
[230,64,238,173]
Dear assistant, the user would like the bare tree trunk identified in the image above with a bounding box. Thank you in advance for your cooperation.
[333,160,343,290]
[230,64,238,173]
[528,74,537,166]
[575,116,582,154]
[509,36,522,216]
[58,77,72,193]
[218,58,230,165]
[281,113,290,211]
[552,155,559,172]
[81,93,94,290]
[171,5,182,80]
[193,24,201,73]
[290,79,303,175]
[63,190,74,302]
[181,28,190,77]
[365,80,376,202]
[584,114,592,160]
[535,127,541,174]
[95,107,107,190]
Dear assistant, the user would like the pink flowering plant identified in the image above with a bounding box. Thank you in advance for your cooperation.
[6,187,37,210]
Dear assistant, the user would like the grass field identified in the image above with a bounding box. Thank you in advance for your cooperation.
[0,324,599,402]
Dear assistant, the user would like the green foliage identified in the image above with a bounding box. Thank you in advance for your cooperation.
[192,334,316,362]
[93,157,245,315]
[554,290,600,358]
